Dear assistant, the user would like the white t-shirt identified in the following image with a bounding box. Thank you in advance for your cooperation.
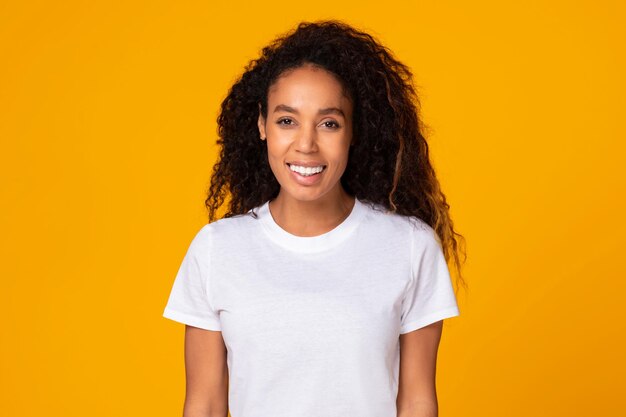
[163,196,460,417]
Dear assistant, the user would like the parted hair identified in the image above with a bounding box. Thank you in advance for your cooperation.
[205,19,467,292]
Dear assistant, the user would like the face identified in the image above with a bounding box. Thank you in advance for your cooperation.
[257,64,354,203]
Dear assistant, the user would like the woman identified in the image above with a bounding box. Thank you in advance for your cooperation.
[163,19,467,417]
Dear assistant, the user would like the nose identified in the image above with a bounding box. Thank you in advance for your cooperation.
[294,124,318,153]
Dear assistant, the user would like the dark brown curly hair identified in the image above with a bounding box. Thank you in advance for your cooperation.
[205,19,467,292]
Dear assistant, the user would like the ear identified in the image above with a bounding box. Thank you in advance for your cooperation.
[257,103,266,140]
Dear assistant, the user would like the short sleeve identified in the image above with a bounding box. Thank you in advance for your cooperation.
[400,222,460,334]
[162,225,222,331]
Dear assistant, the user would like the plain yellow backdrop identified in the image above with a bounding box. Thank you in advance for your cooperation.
[1,1,624,416]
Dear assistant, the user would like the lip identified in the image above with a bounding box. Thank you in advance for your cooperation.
[286,162,325,185]
[286,160,327,167]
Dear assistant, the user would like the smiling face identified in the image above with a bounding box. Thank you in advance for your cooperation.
[257,63,354,204]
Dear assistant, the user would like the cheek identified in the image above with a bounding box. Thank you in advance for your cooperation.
[265,141,288,174]
[265,133,294,160]
[328,142,351,163]
[266,139,284,158]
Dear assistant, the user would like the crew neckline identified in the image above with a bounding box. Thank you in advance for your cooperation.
[257,197,368,253]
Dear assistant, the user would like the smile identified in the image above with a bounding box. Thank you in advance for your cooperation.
[287,163,326,176]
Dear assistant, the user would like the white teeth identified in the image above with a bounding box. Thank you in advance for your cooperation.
[288,164,325,176]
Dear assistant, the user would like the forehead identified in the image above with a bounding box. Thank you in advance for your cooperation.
[268,65,352,110]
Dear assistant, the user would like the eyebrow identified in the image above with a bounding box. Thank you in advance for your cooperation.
[273,104,345,118]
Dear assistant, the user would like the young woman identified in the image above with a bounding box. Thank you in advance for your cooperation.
[164,20,467,417]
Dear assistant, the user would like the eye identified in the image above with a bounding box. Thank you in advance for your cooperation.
[322,120,341,129]
[277,118,294,126]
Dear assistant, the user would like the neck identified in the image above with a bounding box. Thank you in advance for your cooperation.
[268,189,355,237]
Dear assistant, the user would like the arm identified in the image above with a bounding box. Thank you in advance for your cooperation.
[396,320,444,417]
[183,325,229,417]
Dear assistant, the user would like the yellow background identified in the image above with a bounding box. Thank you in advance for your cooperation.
[1,1,624,416]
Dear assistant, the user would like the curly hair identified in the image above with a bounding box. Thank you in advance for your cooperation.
[205,19,467,292]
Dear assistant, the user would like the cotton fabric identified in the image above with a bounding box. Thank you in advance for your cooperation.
[163,196,460,417]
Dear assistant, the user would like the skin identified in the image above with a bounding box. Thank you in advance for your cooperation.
[257,63,356,236]
[183,63,445,417]
[397,320,444,417]
[183,326,229,417]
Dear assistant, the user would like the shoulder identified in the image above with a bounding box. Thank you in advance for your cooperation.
[361,200,412,234]
[406,216,440,245]
[184,212,258,262]
[361,200,437,245]
[192,210,260,245]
